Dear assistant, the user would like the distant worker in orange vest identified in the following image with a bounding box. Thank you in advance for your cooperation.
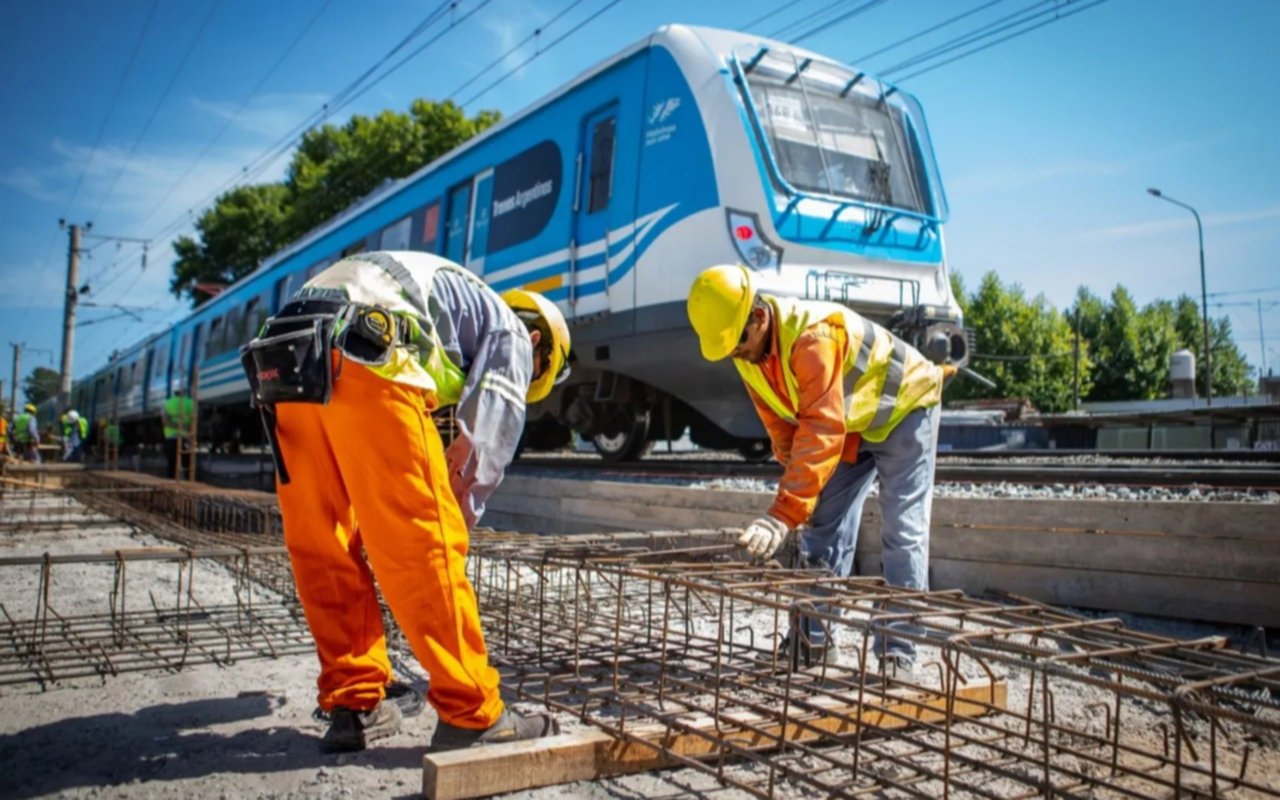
[0,413,8,457]
[244,251,571,754]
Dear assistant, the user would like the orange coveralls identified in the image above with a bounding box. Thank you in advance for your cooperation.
[745,319,861,529]
[275,357,503,729]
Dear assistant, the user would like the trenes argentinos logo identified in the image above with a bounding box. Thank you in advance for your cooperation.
[648,96,681,125]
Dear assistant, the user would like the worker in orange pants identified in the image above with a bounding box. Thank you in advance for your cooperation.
[251,251,572,753]
[275,363,504,730]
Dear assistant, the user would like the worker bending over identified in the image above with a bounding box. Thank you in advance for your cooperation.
[688,265,944,675]
[244,251,569,754]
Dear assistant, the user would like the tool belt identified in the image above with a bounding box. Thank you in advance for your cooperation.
[239,298,408,483]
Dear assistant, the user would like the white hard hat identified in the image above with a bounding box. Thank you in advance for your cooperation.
[67,410,79,422]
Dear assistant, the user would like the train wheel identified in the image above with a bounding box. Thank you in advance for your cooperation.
[592,407,652,461]
[737,439,772,462]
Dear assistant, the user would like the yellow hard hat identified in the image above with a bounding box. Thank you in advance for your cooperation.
[687,265,757,361]
[502,289,571,403]
[24,403,36,413]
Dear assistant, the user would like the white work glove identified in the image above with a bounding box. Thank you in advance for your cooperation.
[738,515,791,561]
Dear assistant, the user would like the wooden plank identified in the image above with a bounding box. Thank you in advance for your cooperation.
[927,560,1280,627]
[424,679,1005,799]
[855,525,1280,584]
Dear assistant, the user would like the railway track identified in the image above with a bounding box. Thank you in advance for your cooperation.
[514,454,1280,490]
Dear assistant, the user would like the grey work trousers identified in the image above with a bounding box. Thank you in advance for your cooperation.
[795,404,940,661]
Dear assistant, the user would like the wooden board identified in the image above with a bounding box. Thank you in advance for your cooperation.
[424,678,1005,799]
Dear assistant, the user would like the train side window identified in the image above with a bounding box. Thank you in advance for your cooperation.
[420,200,441,252]
[444,180,472,264]
[341,240,364,258]
[223,306,244,353]
[380,215,412,250]
[207,317,223,358]
[274,275,295,310]
[588,116,617,214]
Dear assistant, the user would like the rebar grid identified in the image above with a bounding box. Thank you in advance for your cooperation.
[467,549,1280,799]
[22,476,1280,796]
[0,546,311,689]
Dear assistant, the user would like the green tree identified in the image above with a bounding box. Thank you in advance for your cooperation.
[22,366,59,407]
[170,99,500,307]
[1169,295,1252,396]
[951,271,1088,412]
[170,183,290,306]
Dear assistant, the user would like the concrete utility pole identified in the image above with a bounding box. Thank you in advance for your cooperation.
[58,221,88,409]
[1259,299,1268,378]
[9,342,21,417]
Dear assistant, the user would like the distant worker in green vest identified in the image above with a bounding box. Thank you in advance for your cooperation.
[61,409,89,462]
[14,403,41,463]
[162,388,194,478]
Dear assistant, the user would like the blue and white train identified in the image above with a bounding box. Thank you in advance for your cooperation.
[68,24,967,460]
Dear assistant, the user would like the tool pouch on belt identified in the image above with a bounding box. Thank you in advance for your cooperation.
[241,298,344,406]
[240,298,345,484]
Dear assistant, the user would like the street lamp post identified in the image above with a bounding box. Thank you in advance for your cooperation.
[1147,188,1211,405]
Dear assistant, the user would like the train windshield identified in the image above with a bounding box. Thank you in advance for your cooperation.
[740,49,946,219]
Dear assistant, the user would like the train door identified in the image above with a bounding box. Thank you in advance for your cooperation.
[466,169,494,276]
[571,106,618,319]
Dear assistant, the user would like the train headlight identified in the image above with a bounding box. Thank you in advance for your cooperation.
[726,209,782,270]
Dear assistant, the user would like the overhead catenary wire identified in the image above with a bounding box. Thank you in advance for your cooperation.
[296,0,625,217]
[789,0,892,45]
[88,0,221,225]
[132,0,334,236]
[851,0,1009,63]
[138,0,476,253]
[887,0,1113,82]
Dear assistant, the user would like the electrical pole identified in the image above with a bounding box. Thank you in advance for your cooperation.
[1259,299,1268,378]
[59,221,89,410]
[9,342,21,419]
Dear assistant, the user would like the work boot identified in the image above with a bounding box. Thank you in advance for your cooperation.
[320,701,403,753]
[385,680,426,718]
[756,634,843,673]
[880,653,919,684]
[429,707,560,752]
[313,680,424,722]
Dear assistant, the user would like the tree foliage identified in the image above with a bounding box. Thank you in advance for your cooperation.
[948,274,1256,410]
[950,272,1086,412]
[170,99,500,307]
[22,367,60,407]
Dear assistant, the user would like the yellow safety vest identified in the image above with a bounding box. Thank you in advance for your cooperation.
[163,396,194,439]
[298,256,468,406]
[14,413,34,443]
[736,296,942,443]
[62,418,89,439]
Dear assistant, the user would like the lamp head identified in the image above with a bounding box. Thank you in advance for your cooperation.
[1147,188,1162,197]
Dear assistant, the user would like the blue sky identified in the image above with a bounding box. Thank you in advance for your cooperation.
[2,0,1278,400]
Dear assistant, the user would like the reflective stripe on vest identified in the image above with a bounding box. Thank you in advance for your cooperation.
[298,255,468,406]
[736,296,942,443]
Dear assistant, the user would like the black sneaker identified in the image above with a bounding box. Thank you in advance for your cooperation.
[313,680,424,722]
[429,707,560,752]
[320,701,403,753]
